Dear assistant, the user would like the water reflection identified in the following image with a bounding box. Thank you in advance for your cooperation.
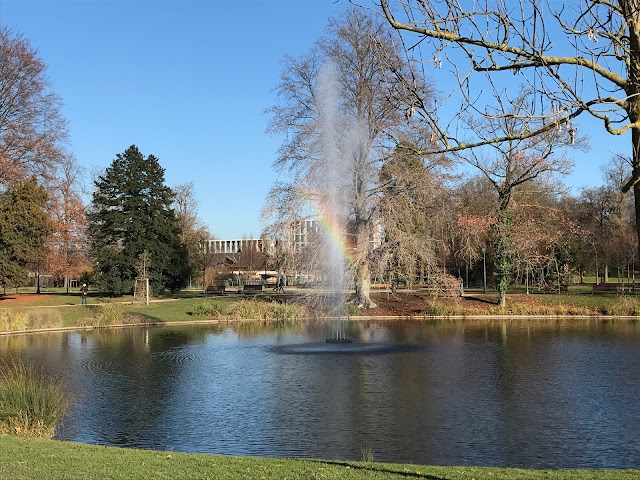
[1,318,640,469]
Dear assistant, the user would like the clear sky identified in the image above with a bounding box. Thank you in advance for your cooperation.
[0,0,628,239]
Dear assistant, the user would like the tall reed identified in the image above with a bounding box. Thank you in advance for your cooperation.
[0,359,67,438]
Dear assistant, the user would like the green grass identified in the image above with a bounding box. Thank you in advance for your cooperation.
[0,436,637,480]
[128,297,238,322]
[0,295,308,332]
[0,361,67,438]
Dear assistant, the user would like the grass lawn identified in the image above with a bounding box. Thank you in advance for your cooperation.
[1,293,305,332]
[1,436,637,480]
[126,296,238,322]
[0,292,230,328]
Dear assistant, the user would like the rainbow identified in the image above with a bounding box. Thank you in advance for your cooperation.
[308,201,353,267]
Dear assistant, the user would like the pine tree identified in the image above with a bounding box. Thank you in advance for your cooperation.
[0,178,50,292]
[87,145,190,295]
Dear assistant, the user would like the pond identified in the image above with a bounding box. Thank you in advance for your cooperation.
[1,318,640,469]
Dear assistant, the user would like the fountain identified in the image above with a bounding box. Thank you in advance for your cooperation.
[316,61,353,344]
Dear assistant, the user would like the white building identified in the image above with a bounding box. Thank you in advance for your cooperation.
[288,219,320,252]
[206,238,264,254]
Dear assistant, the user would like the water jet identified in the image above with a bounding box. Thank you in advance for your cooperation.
[316,61,354,344]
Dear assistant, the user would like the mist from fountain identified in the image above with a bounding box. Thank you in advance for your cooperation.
[316,61,352,343]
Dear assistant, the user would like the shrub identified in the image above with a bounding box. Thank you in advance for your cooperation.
[269,303,306,320]
[0,359,67,438]
[192,300,230,317]
[235,300,275,320]
[423,303,446,317]
[0,310,29,332]
[0,309,64,332]
[360,443,374,463]
[232,299,306,321]
[95,303,126,326]
[603,296,640,316]
[76,304,131,328]
[343,303,358,318]
[26,310,63,330]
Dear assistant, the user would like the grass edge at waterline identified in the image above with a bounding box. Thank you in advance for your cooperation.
[1,437,638,480]
[0,360,67,438]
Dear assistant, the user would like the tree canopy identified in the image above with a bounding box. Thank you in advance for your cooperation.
[267,8,434,308]
[362,0,640,261]
[87,145,190,295]
[0,178,50,290]
[0,28,67,189]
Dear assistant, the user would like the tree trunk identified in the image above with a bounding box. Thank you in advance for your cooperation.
[355,256,375,308]
[493,192,513,308]
[354,218,376,308]
[353,156,376,309]
[634,140,640,266]
[628,6,640,267]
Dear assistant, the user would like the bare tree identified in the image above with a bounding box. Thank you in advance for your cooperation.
[174,182,199,243]
[510,181,577,293]
[43,154,88,292]
[267,8,432,308]
[173,182,210,286]
[0,28,67,189]
[358,0,640,260]
[603,153,633,217]
[446,176,495,288]
[376,141,453,290]
[576,154,636,282]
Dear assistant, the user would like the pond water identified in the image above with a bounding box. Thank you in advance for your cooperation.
[1,318,640,469]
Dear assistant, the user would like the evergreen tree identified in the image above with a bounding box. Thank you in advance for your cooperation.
[0,178,50,292]
[87,145,190,295]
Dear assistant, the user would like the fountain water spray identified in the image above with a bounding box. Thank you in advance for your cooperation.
[316,61,352,344]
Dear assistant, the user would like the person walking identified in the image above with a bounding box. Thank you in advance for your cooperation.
[277,276,285,293]
[80,283,89,305]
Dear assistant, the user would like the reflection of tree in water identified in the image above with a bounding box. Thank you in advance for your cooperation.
[62,326,216,447]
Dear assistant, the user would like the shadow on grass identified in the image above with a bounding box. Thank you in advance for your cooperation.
[462,295,497,306]
[311,460,448,479]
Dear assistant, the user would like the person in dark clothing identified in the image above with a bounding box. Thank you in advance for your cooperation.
[80,283,88,305]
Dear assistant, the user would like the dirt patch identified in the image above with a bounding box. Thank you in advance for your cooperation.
[365,290,497,317]
[0,294,53,304]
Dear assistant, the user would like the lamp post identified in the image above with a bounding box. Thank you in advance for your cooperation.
[482,246,487,293]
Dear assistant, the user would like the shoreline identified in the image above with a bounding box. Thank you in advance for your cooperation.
[1,312,638,337]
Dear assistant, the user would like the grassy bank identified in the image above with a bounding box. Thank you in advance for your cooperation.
[3,288,640,335]
[1,436,637,480]
[0,295,308,333]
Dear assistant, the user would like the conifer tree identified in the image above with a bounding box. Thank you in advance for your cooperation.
[0,178,50,292]
[87,145,190,295]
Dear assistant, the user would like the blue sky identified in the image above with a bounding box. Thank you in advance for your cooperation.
[0,0,627,239]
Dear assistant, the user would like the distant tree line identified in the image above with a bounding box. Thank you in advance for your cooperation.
[0,29,205,296]
[266,7,637,306]
[2,13,638,304]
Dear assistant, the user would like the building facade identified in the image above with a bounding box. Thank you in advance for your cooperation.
[206,238,264,254]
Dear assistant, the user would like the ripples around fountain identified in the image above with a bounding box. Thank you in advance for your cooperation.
[272,342,425,355]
